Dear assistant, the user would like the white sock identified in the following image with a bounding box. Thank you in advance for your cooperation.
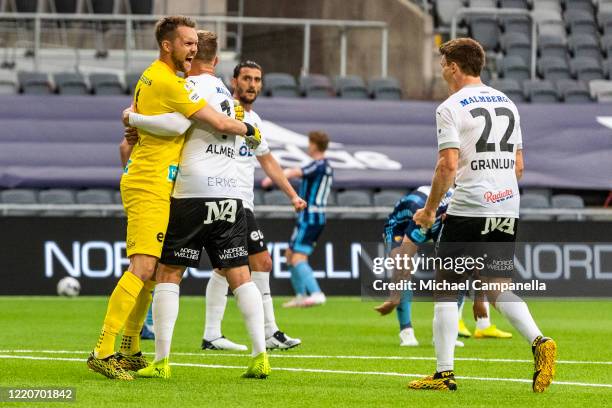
[153,283,180,361]
[495,291,542,344]
[434,302,458,373]
[458,297,465,318]
[233,281,265,356]
[251,271,279,338]
[204,272,228,341]
[476,301,491,330]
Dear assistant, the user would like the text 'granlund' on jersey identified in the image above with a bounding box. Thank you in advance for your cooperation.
[471,158,515,171]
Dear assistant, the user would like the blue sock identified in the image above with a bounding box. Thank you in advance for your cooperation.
[289,265,307,296]
[396,289,413,330]
[145,305,153,328]
[295,261,321,294]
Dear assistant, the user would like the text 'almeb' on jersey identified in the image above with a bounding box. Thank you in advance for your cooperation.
[172,74,244,199]
[299,159,333,224]
[436,84,523,218]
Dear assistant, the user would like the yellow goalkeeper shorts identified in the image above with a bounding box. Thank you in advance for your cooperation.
[121,186,170,258]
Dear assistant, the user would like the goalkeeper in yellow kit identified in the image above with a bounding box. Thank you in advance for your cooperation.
[87,16,261,380]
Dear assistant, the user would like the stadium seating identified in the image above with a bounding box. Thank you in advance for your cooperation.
[570,57,605,81]
[333,75,369,99]
[520,193,553,221]
[125,72,141,95]
[555,79,593,103]
[53,72,88,95]
[336,190,373,219]
[263,190,295,219]
[76,189,114,216]
[523,80,558,103]
[589,79,612,101]
[538,56,571,81]
[500,0,529,9]
[470,16,500,51]
[490,78,525,102]
[39,189,76,216]
[470,0,496,8]
[367,77,402,100]
[425,0,612,104]
[568,34,601,60]
[566,0,595,14]
[373,191,404,219]
[0,71,17,94]
[300,74,334,98]
[90,73,124,95]
[501,15,531,34]
[502,33,532,66]
[552,194,585,221]
[263,73,299,98]
[435,0,466,27]
[17,72,52,94]
[0,189,38,216]
[538,34,568,60]
[500,56,531,82]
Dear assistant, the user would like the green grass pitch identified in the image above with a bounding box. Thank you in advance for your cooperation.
[0,296,611,407]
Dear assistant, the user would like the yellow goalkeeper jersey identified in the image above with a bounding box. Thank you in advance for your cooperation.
[121,59,207,197]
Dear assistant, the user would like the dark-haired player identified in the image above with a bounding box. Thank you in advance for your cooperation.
[409,38,556,392]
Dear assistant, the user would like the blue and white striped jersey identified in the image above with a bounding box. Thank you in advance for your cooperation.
[298,158,333,224]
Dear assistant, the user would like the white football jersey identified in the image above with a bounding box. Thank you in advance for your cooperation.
[234,109,270,211]
[172,74,243,199]
[436,84,523,218]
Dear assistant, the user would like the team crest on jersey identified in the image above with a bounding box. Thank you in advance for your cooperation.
[394,235,403,243]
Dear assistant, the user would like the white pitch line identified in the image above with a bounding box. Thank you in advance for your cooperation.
[2,349,612,366]
[1,354,611,389]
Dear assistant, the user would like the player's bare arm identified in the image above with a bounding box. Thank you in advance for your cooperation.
[123,105,259,148]
[119,137,134,168]
[375,238,419,316]
[257,154,306,211]
[190,103,258,140]
[413,148,458,228]
[515,149,524,180]
[261,167,303,188]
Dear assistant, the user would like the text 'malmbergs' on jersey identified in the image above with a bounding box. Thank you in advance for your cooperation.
[436,84,523,218]
[122,60,206,196]
[384,186,453,244]
[172,73,263,200]
[299,159,333,225]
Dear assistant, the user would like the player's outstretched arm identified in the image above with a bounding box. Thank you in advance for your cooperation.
[257,153,306,211]
[261,167,303,189]
[128,111,193,137]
